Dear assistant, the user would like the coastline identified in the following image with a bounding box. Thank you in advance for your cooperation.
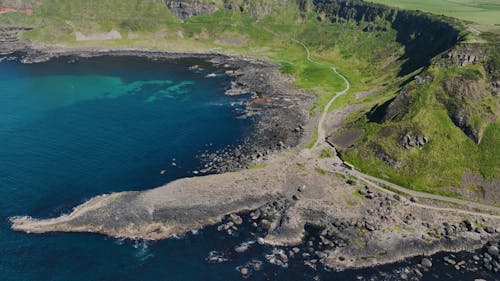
[4,42,500,271]
[2,42,313,174]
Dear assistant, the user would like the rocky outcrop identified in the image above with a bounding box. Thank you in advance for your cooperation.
[441,44,489,67]
[439,74,493,143]
[223,0,310,18]
[165,0,219,20]
[165,0,310,20]
[400,131,428,150]
[0,26,31,56]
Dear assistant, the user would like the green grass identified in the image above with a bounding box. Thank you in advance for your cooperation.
[367,0,500,27]
[249,163,267,170]
[319,149,334,159]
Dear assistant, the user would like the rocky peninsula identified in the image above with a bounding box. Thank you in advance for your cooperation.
[10,142,500,269]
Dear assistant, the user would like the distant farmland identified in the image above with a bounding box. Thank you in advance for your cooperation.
[367,0,500,27]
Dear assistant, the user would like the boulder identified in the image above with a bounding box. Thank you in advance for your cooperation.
[239,267,249,276]
[421,258,433,268]
[488,245,499,257]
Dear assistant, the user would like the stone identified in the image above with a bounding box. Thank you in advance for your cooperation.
[488,245,499,257]
[230,214,243,225]
[491,259,500,269]
[484,226,495,234]
[346,179,356,185]
[462,220,473,231]
[235,244,249,253]
[240,267,249,276]
[421,258,433,268]
[444,256,456,265]
[250,210,261,220]
[365,222,376,232]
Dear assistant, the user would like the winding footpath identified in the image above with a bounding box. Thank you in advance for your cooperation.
[292,39,500,218]
[291,39,351,149]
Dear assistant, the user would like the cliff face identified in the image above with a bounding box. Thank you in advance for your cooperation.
[0,26,31,56]
[165,0,310,19]
[313,0,460,76]
[165,0,219,20]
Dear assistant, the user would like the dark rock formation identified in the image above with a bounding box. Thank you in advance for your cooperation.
[400,131,428,150]
[442,44,489,67]
[439,74,492,143]
[0,26,31,56]
[165,0,219,20]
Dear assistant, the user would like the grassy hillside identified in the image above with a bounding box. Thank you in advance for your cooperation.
[367,0,500,28]
[341,64,499,198]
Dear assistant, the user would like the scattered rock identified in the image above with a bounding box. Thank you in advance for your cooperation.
[239,267,249,276]
[235,243,250,253]
[421,258,433,268]
[488,245,499,257]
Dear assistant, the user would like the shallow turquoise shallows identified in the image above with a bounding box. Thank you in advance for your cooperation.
[0,56,494,281]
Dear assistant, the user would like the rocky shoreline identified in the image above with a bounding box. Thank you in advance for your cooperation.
[10,146,500,270]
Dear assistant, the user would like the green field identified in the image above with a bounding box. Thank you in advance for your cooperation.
[367,0,500,27]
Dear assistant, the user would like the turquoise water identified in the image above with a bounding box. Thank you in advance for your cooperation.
[0,56,495,281]
[0,56,254,280]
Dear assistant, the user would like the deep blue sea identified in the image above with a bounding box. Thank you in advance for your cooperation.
[0,56,495,281]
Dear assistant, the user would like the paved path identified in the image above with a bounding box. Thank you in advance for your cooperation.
[318,158,500,218]
[292,38,500,217]
[291,39,350,148]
